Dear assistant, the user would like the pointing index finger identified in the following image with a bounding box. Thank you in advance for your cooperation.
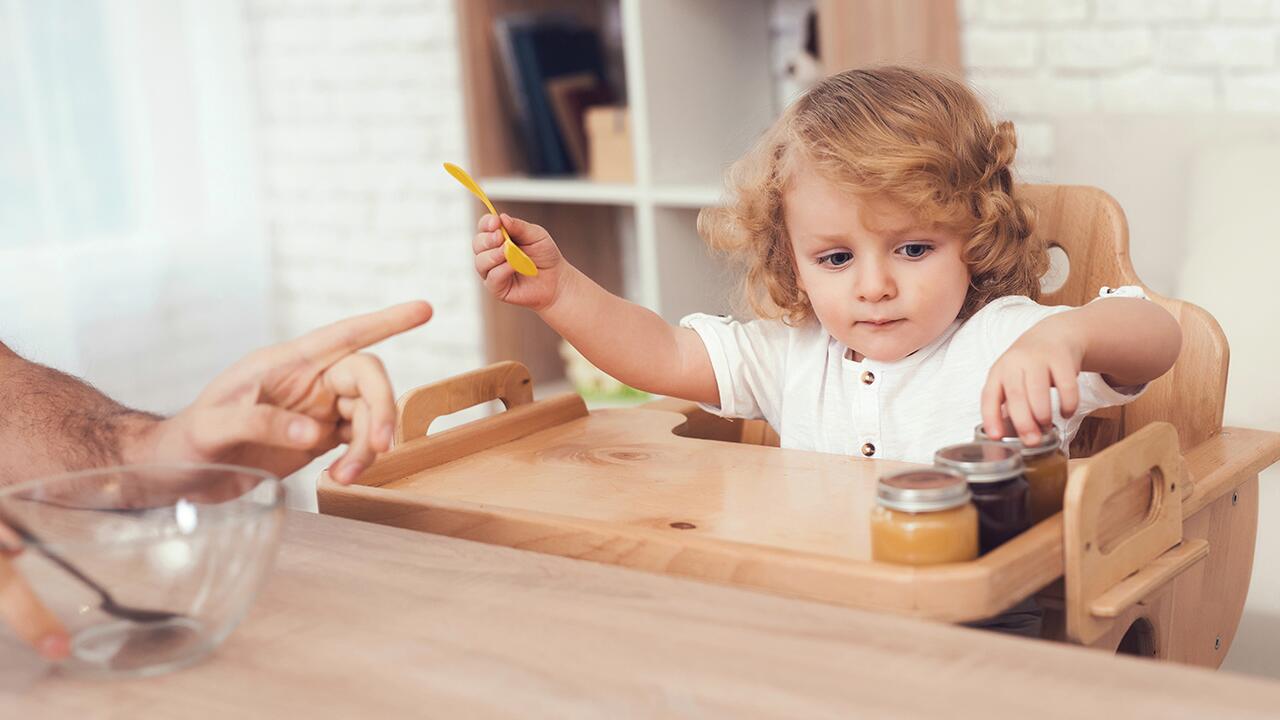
[290,301,432,368]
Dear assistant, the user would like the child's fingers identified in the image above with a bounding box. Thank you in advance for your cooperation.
[476,213,498,233]
[980,375,1006,438]
[475,246,507,278]
[472,230,502,255]
[483,262,516,296]
[499,213,549,247]
[1023,367,1054,430]
[1002,371,1043,446]
[1050,360,1080,418]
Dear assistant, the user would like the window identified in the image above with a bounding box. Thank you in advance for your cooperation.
[0,0,132,247]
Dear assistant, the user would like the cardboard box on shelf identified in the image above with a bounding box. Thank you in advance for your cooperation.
[585,105,633,183]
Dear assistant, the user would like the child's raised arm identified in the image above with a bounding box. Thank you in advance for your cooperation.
[981,297,1182,446]
[474,213,719,405]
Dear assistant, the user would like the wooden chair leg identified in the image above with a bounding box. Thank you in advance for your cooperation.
[1164,474,1259,667]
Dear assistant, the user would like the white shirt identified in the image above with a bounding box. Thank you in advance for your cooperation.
[680,292,1146,464]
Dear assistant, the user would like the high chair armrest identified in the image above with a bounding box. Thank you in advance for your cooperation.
[1089,539,1209,618]
[1182,427,1280,516]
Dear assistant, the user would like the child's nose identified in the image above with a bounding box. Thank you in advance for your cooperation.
[854,262,896,302]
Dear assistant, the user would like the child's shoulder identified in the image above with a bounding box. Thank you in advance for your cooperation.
[962,294,1062,328]
[969,293,1043,316]
[951,294,1069,353]
[964,286,1150,329]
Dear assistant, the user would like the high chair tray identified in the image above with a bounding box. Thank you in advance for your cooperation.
[319,364,1280,636]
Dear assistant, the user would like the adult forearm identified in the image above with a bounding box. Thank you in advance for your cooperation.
[0,344,160,485]
[1056,298,1182,386]
[539,267,716,403]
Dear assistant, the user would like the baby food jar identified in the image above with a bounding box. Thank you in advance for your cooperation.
[871,468,979,566]
[934,442,1030,554]
[974,422,1069,524]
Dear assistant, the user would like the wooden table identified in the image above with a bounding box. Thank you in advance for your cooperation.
[3,510,1280,719]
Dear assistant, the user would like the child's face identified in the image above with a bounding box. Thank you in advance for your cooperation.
[784,170,970,362]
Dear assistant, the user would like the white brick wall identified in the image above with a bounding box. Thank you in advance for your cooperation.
[244,0,481,388]
[965,29,1041,70]
[962,0,1280,180]
[971,0,1091,23]
[782,1,1280,180]
[1094,0,1215,22]
[243,0,483,506]
[1157,28,1277,69]
[1219,0,1274,19]
[1045,28,1153,69]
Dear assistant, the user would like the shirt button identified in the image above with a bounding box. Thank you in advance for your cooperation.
[861,442,876,457]
[861,371,875,385]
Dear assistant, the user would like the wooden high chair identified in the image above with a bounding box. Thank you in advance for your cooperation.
[652,184,1276,664]
[318,185,1280,668]
[1015,185,1270,662]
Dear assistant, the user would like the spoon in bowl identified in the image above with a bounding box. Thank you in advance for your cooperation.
[1,515,179,624]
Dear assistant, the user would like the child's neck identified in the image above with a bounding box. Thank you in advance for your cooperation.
[845,348,920,363]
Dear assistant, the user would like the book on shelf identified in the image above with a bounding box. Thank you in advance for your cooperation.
[545,73,611,174]
[492,13,611,176]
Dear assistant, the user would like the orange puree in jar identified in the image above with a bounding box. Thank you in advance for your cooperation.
[871,469,979,566]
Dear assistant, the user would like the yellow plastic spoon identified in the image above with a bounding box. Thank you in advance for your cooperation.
[443,162,538,277]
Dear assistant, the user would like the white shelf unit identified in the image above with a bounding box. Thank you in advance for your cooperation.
[479,176,724,210]
[457,0,778,382]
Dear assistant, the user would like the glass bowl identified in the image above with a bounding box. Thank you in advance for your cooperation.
[0,463,284,678]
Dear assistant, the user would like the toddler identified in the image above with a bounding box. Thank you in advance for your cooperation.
[470,66,1182,463]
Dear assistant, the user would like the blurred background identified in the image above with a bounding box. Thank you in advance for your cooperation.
[2,0,1277,678]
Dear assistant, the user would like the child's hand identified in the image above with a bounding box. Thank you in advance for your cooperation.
[980,319,1085,447]
[473,213,566,310]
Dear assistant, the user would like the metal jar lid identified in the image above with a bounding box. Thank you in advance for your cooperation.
[876,468,971,513]
[973,421,1063,458]
[934,441,1025,483]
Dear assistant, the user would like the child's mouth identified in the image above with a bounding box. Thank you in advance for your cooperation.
[859,319,903,329]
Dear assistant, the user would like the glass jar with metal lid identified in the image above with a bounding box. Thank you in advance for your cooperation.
[974,421,1069,524]
[934,442,1030,554]
[870,468,979,566]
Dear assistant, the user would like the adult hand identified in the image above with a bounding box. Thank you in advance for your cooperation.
[0,300,431,661]
[132,300,432,484]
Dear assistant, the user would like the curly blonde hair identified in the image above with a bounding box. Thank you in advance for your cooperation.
[698,65,1046,324]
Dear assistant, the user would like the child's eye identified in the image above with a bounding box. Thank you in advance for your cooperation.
[898,243,932,259]
[817,251,853,268]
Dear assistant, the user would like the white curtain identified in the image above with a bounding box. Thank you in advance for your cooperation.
[0,0,270,413]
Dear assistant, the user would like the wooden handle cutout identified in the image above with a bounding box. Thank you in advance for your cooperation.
[394,361,534,445]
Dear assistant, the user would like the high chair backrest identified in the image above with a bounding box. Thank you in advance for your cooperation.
[1020,185,1229,456]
